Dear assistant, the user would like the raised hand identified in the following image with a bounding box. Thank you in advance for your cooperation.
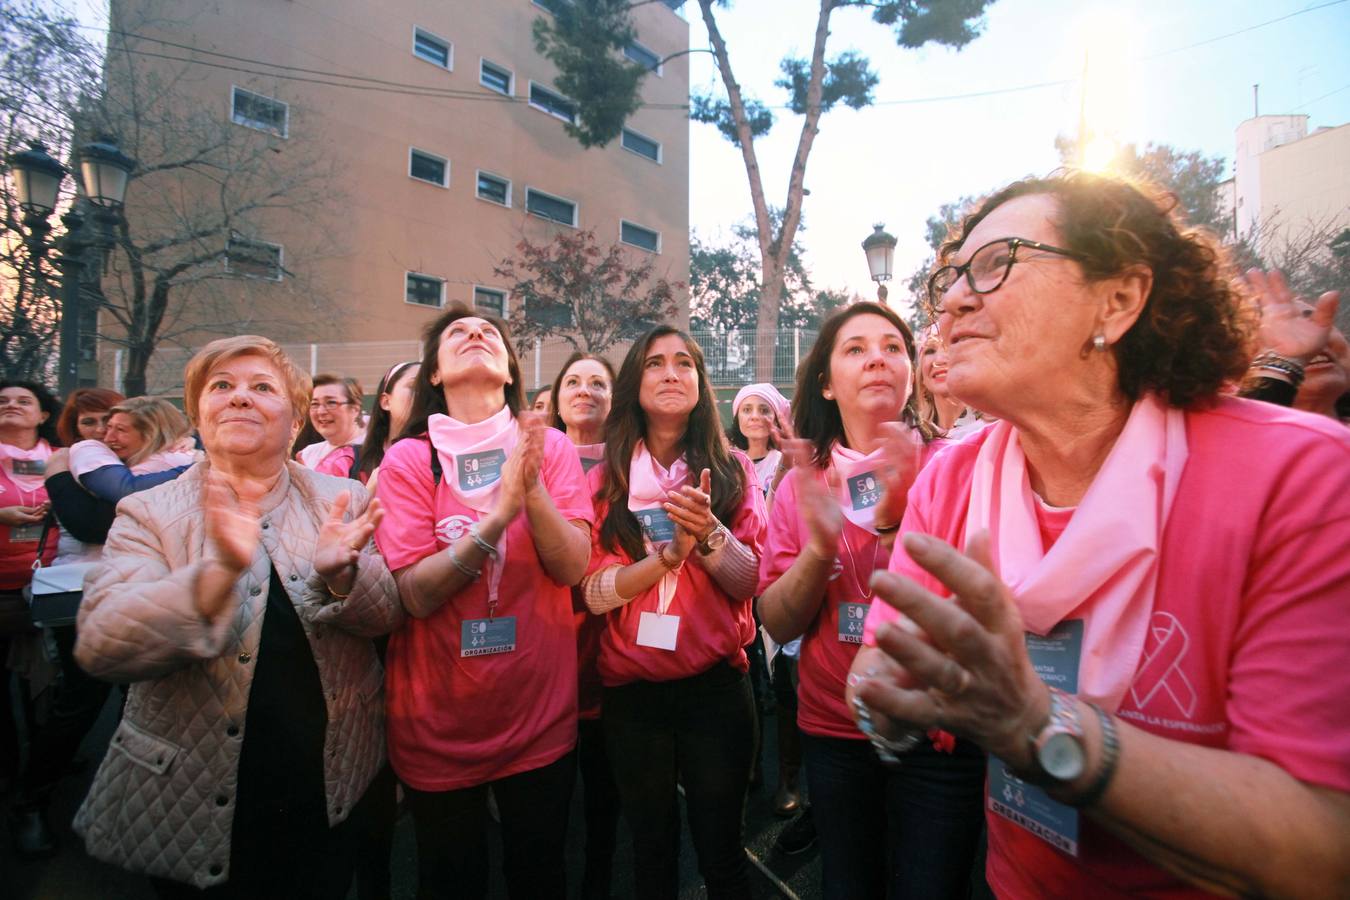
[665,468,717,544]
[515,411,546,489]
[1246,268,1340,363]
[314,490,384,593]
[782,437,842,559]
[199,476,262,619]
[873,422,924,533]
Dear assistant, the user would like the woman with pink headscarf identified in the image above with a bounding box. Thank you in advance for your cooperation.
[848,172,1350,897]
[727,383,790,500]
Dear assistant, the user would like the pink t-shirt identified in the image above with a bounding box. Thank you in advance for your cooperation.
[586,451,768,687]
[865,397,1350,898]
[758,466,892,739]
[0,441,54,591]
[374,429,593,791]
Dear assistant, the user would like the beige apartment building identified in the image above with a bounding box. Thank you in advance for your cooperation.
[101,0,690,393]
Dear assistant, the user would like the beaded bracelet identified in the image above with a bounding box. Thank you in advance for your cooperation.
[1251,351,1306,389]
[468,523,499,558]
[446,542,482,580]
[1071,703,1120,809]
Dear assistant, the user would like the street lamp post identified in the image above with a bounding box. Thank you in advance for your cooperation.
[862,223,897,305]
[5,137,135,395]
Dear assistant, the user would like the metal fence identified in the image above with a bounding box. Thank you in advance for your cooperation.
[107,327,820,398]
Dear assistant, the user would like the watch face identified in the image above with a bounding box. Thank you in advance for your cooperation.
[1039,732,1087,781]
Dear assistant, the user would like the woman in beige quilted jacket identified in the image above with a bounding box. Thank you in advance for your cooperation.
[72,335,404,899]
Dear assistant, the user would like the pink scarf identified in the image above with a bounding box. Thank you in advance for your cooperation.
[0,439,52,494]
[427,407,519,607]
[964,393,1188,710]
[627,441,689,614]
[830,444,887,535]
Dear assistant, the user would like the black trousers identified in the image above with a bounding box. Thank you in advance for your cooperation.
[576,718,621,900]
[603,662,757,900]
[403,747,577,900]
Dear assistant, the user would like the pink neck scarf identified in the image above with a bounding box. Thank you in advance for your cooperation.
[0,438,52,494]
[427,406,519,607]
[964,393,1189,710]
[830,443,887,535]
[628,440,689,615]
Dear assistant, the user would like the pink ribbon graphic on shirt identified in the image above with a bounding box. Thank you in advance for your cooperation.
[1128,612,1197,718]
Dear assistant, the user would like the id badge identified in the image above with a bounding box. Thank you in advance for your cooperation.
[846,470,881,512]
[461,616,517,657]
[11,459,45,476]
[9,523,42,543]
[636,611,679,651]
[635,507,675,544]
[838,602,869,643]
[457,449,507,491]
[987,619,1084,856]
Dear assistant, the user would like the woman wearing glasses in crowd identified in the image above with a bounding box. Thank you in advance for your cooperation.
[580,326,766,900]
[758,303,983,899]
[298,374,366,478]
[357,361,420,491]
[547,350,620,900]
[848,171,1350,897]
[374,305,592,900]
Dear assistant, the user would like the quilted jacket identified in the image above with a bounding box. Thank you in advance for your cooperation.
[72,461,403,889]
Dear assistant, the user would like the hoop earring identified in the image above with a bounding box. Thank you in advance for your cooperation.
[1092,334,1107,352]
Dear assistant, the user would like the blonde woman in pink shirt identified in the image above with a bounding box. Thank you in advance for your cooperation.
[847,171,1350,898]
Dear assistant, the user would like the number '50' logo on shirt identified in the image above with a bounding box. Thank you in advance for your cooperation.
[436,514,475,544]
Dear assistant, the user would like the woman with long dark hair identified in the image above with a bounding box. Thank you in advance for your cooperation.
[375,304,592,899]
[580,326,766,900]
[357,361,419,488]
[757,302,981,899]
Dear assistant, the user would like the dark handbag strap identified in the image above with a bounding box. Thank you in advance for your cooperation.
[30,512,57,572]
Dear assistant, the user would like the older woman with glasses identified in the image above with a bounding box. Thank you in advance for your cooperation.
[73,336,401,898]
[299,374,366,478]
[847,171,1350,897]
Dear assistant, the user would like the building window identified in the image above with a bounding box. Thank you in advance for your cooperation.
[405,272,445,307]
[529,83,576,124]
[620,220,660,253]
[231,87,287,137]
[413,27,452,70]
[226,233,284,281]
[621,128,661,163]
[476,171,511,207]
[473,287,507,317]
[480,59,513,95]
[409,148,448,186]
[525,189,577,227]
[623,41,661,74]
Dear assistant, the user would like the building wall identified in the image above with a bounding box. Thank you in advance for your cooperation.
[1257,122,1350,245]
[103,0,690,391]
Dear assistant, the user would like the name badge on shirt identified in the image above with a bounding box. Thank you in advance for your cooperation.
[846,470,881,511]
[838,602,869,643]
[11,459,45,476]
[635,507,675,544]
[461,616,517,657]
[987,619,1085,856]
[636,611,679,651]
[457,449,507,492]
[9,523,43,543]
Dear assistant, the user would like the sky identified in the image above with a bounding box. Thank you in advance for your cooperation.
[681,0,1350,306]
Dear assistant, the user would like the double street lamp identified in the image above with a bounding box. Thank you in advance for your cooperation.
[862,223,897,304]
[6,136,136,395]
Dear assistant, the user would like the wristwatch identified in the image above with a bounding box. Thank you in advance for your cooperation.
[1026,688,1088,785]
[697,524,730,555]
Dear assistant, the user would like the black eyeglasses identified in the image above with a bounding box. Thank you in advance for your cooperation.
[926,237,1084,313]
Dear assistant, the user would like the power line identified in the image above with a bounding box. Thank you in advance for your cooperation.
[1292,82,1350,111]
[1143,0,1348,60]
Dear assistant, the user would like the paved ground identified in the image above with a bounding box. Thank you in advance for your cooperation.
[4,690,822,900]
